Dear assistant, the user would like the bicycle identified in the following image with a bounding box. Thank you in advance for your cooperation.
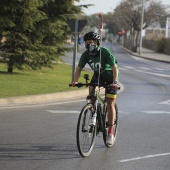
[69,74,120,157]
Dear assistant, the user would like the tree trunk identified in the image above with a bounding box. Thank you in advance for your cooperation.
[129,28,133,50]
[8,57,14,73]
[135,30,140,52]
[131,29,136,52]
[131,30,139,52]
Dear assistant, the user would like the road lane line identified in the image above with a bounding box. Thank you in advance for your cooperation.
[139,67,152,70]
[123,66,136,69]
[119,111,131,114]
[136,69,170,78]
[118,152,170,163]
[159,99,170,105]
[141,111,170,114]
[121,63,170,78]
[0,99,85,109]
[46,110,79,114]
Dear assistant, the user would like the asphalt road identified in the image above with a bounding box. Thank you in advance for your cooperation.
[0,42,170,170]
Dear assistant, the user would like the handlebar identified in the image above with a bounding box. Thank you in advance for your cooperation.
[69,83,120,90]
[69,83,91,88]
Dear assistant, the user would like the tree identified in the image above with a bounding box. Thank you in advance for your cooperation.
[77,12,120,40]
[103,12,121,36]
[114,0,168,52]
[0,0,81,73]
[83,14,101,28]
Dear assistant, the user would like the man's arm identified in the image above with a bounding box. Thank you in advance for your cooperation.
[111,64,118,82]
[73,67,83,84]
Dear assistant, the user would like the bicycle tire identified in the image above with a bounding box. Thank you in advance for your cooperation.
[76,104,97,157]
[97,103,104,133]
[103,103,119,147]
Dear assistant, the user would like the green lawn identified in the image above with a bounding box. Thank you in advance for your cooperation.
[0,63,92,98]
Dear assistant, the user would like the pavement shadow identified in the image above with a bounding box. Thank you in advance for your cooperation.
[0,143,80,160]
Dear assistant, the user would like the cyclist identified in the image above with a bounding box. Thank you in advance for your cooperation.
[72,31,119,146]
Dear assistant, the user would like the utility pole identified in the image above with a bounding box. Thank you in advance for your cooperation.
[72,19,78,82]
[139,0,145,55]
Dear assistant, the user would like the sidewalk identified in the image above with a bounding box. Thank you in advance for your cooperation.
[123,47,170,63]
[0,47,169,107]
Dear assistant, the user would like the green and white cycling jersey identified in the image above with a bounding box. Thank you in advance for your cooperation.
[78,47,119,82]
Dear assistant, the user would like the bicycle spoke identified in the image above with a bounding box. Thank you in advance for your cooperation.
[76,104,96,157]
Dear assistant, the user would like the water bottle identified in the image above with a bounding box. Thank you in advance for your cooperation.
[92,112,97,125]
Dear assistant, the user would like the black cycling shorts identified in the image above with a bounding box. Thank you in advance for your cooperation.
[90,74,117,99]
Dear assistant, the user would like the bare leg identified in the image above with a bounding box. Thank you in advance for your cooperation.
[89,86,95,106]
[106,98,116,134]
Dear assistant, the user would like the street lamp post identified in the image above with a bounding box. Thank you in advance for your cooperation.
[139,0,145,55]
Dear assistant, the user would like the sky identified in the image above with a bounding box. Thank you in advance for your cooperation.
[75,0,170,15]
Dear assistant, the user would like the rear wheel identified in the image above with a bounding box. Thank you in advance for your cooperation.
[103,103,118,147]
[76,104,97,157]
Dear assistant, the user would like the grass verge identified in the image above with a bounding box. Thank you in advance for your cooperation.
[0,63,92,98]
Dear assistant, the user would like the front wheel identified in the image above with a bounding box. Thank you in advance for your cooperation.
[76,104,97,157]
[103,103,119,147]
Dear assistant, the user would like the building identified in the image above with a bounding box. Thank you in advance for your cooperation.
[145,17,170,40]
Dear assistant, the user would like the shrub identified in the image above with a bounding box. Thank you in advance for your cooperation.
[164,38,170,55]
[156,38,167,53]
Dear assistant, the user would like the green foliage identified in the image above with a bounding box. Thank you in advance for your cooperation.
[0,0,81,72]
[103,12,120,35]
[164,38,170,55]
[83,14,100,29]
[80,12,120,36]
[156,38,167,53]
[156,38,170,55]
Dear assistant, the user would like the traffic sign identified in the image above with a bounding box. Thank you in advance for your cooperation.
[67,19,87,34]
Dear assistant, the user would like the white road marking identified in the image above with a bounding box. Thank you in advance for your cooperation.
[119,111,131,114]
[141,111,170,114]
[118,152,170,163]
[119,67,128,71]
[121,63,170,77]
[46,110,79,114]
[155,68,166,71]
[130,55,142,61]
[0,99,85,109]
[123,66,136,69]
[139,67,152,70]
[159,99,170,105]
[136,69,170,78]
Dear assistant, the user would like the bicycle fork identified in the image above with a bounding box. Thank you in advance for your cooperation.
[91,99,98,126]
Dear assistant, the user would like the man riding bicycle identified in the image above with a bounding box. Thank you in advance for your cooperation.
[72,31,119,146]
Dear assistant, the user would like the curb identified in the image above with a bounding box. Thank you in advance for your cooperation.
[0,89,89,107]
[0,84,124,108]
[121,46,170,63]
